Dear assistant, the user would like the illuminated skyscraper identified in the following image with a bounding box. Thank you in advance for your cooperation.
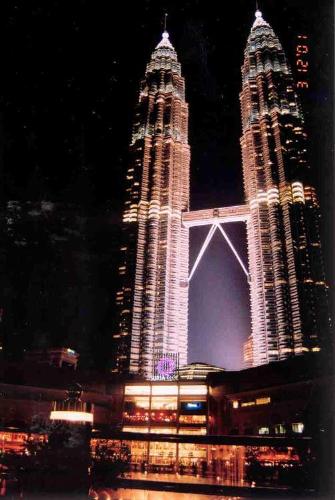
[240,10,331,366]
[113,30,190,377]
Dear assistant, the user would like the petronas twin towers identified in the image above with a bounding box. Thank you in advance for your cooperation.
[114,30,190,376]
[113,10,331,378]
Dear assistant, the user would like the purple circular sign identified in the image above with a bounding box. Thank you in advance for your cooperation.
[156,356,176,378]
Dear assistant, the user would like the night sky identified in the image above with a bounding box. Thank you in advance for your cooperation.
[1,0,333,370]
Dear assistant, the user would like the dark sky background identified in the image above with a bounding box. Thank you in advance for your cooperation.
[1,0,333,370]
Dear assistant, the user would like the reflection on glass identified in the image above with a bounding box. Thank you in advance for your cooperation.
[91,440,316,490]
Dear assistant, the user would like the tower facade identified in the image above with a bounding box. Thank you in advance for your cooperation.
[240,10,331,366]
[113,31,190,378]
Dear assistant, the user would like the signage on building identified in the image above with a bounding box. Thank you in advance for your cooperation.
[152,352,179,381]
[180,401,207,412]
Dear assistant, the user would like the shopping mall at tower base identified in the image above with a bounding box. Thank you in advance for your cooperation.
[0,350,333,496]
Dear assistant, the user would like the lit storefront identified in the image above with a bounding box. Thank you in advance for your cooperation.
[0,431,46,454]
[122,382,208,436]
[90,434,313,489]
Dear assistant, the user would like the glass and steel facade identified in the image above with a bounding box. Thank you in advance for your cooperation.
[113,30,190,378]
[121,382,208,436]
[91,435,316,491]
[240,10,331,366]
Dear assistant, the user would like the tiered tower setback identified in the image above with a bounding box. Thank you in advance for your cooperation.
[113,10,331,377]
[113,31,190,378]
[240,10,331,366]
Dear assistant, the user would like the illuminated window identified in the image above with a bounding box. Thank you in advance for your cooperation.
[179,415,206,424]
[256,397,271,405]
[123,396,150,424]
[178,427,207,435]
[274,424,286,435]
[150,410,177,424]
[149,427,177,434]
[50,411,93,423]
[179,385,207,396]
[148,441,177,465]
[151,385,178,396]
[122,427,149,433]
[292,422,304,434]
[125,385,150,396]
[178,443,207,462]
[241,401,255,407]
[124,396,150,409]
[258,427,269,435]
[151,397,177,410]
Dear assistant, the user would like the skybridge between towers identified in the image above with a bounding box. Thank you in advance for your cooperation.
[182,204,251,283]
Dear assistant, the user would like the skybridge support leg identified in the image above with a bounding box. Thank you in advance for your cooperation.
[188,224,217,282]
[188,222,250,284]
[216,223,250,283]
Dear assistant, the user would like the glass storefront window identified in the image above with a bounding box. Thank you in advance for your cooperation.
[90,439,313,490]
[179,427,207,435]
[179,443,207,465]
[127,440,148,464]
[180,385,207,395]
[149,441,177,465]
[179,414,206,424]
[150,410,177,424]
[125,385,150,396]
[122,426,149,433]
[151,396,177,410]
[150,396,178,425]
[149,427,177,434]
[123,396,150,424]
[151,385,178,395]
[124,396,150,408]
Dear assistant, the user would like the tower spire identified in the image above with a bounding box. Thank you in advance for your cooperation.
[252,5,269,29]
[155,14,175,52]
